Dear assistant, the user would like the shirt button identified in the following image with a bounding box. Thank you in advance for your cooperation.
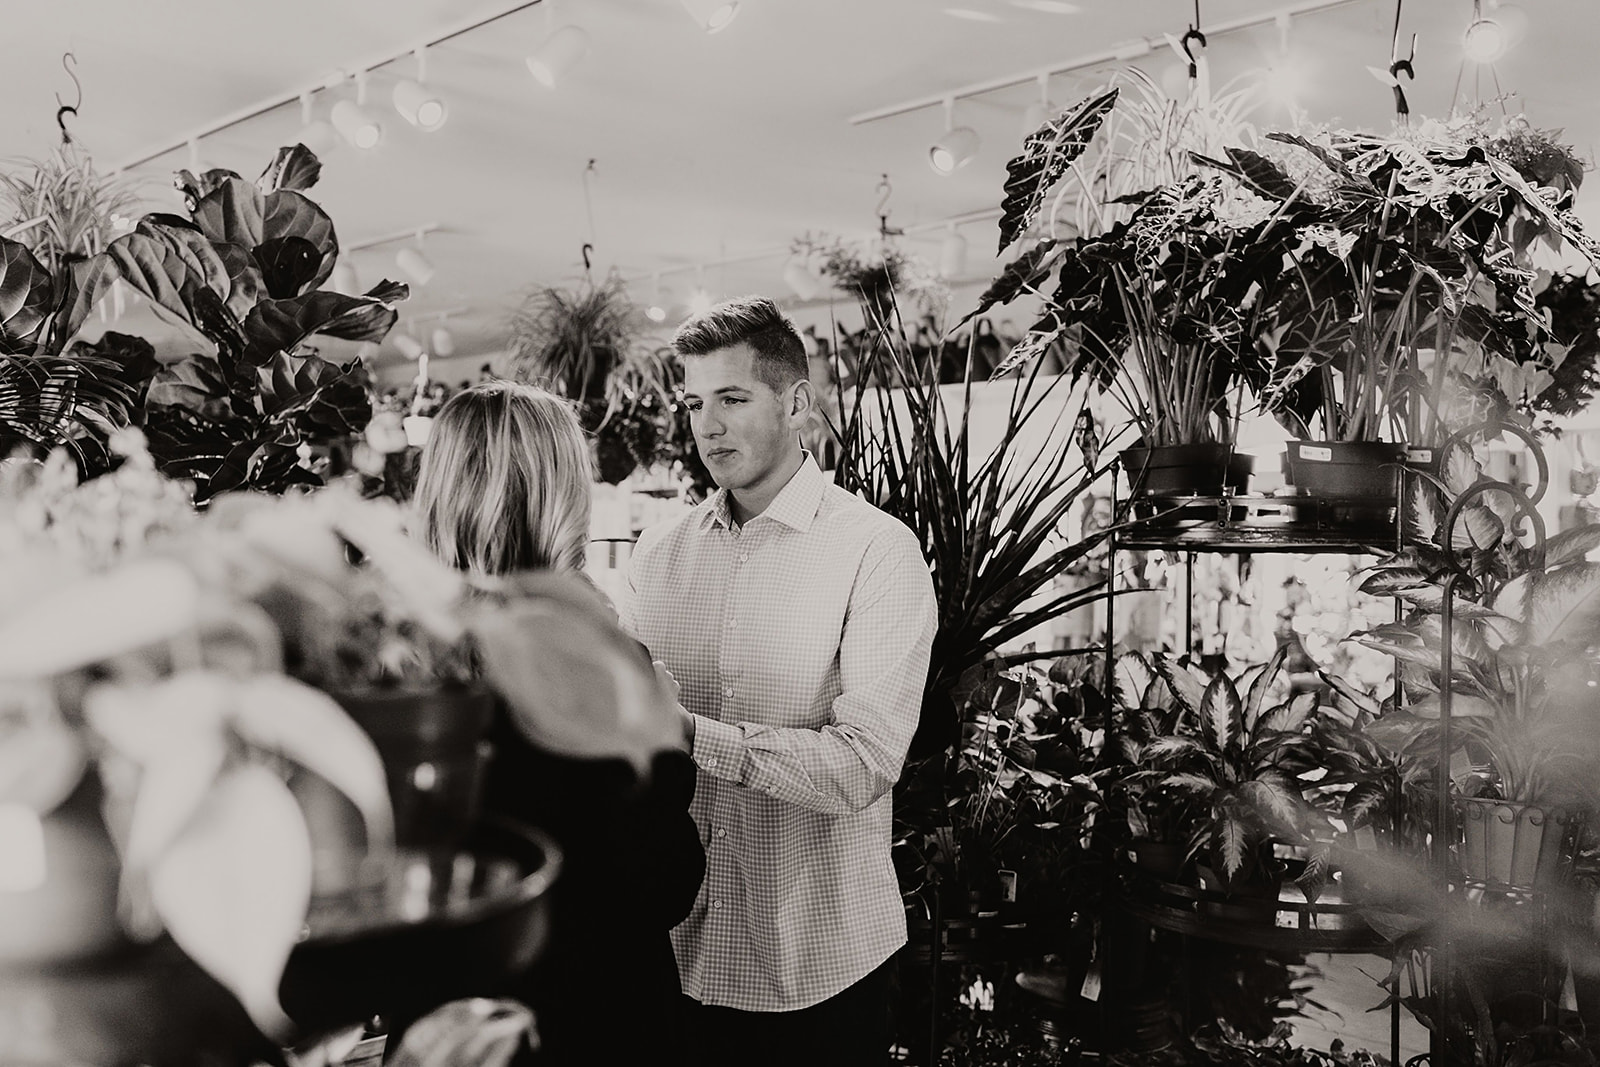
[705,757,718,770]
[715,828,727,839]
[739,553,749,563]
[723,686,734,697]
[712,899,723,910]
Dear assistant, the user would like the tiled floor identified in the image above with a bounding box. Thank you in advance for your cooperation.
[1289,953,1429,1063]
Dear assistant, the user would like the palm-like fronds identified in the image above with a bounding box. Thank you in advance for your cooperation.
[829,294,1117,758]
[0,353,136,469]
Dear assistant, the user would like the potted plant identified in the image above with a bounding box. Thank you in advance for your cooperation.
[1140,646,1325,915]
[1203,115,1600,507]
[1107,651,1205,880]
[509,274,635,423]
[1351,445,1600,890]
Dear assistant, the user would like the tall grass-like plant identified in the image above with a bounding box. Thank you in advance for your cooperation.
[828,294,1113,758]
[0,142,140,276]
[508,277,637,409]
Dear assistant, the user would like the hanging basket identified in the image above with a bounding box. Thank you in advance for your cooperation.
[1455,796,1585,891]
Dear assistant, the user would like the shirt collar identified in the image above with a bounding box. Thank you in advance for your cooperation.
[699,452,826,534]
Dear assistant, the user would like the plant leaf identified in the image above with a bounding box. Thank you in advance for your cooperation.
[996,88,1118,254]
[190,177,265,249]
[1261,690,1317,735]
[957,239,1062,328]
[1527,562,1600,645]
[1114,651,1156,711]
[1544,525,1600,568]
[257,190,337,298]
[1201,673,1242,754]
[1152,654,1206,716]
[149,763,310,1039]
[256,145,322,196]
[241,289,403,368]
[0,236,55,354]
[1243,645,1288,731]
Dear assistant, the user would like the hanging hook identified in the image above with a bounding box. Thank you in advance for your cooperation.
[1180,0,1207,79]
[875,173,901,237]
[1386,0,1415,121]
[54,52,83,144]
[582,243,594,274]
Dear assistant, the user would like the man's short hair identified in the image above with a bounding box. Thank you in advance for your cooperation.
[672,296,807,394]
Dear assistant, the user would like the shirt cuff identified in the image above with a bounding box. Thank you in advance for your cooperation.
[689,714,744,782]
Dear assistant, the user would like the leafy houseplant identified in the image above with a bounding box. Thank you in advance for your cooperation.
[827,294,1113,759]
[1206,116,1600,500]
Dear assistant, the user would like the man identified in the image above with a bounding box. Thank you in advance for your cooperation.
[622,296,937,1066]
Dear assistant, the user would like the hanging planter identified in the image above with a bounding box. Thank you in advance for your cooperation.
[1455,796,1584,891]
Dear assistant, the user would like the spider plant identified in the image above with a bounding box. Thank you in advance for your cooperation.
[0,142,140,276]
[508,275,637,412]
[828,292,1115,760]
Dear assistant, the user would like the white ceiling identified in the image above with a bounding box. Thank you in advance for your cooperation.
[7,0,1599,370]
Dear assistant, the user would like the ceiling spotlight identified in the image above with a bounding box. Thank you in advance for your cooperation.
[526,25,591,88]
[1462,14,1508,63]
[296,92,340,156]
[645,305,668,322]
[393,47,447,131]
[329,261,360,295]
[331,74,383,151]
[939,227,968,280]
[930,99,980,176]
[397,231,435,286]
[431,325,456,357]
[679,0,740,33]
[393,333,425,360]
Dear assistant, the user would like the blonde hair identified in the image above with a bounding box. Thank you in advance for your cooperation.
[414,381,593,576]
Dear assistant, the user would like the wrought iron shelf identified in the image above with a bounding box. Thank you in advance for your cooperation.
[1115,494,1397,554]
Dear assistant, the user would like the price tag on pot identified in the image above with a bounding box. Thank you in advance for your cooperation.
[1298,445,1333,462]
[997,869,1017,904]
[1080,961,1102,1002]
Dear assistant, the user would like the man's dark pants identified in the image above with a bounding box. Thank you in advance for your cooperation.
[678,955,895,1067]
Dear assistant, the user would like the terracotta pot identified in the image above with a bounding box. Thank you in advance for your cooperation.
[1120,444,1253,499]
[1455,795,1583,890]
[1282,441,1404,502]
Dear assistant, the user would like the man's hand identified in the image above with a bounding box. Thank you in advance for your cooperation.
[654,660,696,749]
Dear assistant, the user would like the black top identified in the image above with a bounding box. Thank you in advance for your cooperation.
[481,705,706,1067]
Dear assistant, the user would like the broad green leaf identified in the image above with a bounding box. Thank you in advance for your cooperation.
[213,242,266,323]
[1152,653,1205,716]
[256,145,323,196]
[149,763,310,1039]
[1114,651,1156,710]
[241,289,403,369]
[105,221,231,337]
[1527,562,1600,645]
[1242,774,1305,831]
[1200,673,1243,754]
[988,324,1062,380]
[1321,671,1380,721]
[468,573,685,776]
[176,167,245,211]
[191,177,264,249]
[1406,693,1498,719]
[1450,503,1503,553]
[997,89,1118,254]
[1341,780,1389,828]
[47,254,120,353]
[0,236,54,354]
[147,355,233,421]
[1392,586,1506,619]
[1162,771,1217,795]
[258,190,337,297]
[1216,806,1249,881]
[1243,645,1288,731]
[1443,444,1482,497]
[233,674,394,851]
[1145,736,1205,763]
[1260,690,1317,735]
[1545,525,1600,568]
[0,559,200,680]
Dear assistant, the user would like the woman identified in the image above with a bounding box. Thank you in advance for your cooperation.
[413,380,704,1067]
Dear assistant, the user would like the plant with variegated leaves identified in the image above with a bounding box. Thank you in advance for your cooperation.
[1140,645,1325,888]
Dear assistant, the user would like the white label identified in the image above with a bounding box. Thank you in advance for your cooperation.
[997,869,1017,904]
[1080,962,1103,1002]
[1406,448,1433,464]
[1298,445,1333,462]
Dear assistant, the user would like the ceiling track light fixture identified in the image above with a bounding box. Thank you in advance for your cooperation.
[331,71,383,150]
[527,3,591,90]
[849,0,1369,127]
[396,229,436,286]
[939,223,969,280]
[929,97,980,176]
[393,46,448,130]
[296,91,340,156]
[679,0,741,34]
[431,322,456,357]
[1020,72,1054,140]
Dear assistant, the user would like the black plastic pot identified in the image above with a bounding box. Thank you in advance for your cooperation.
[1196,863,1284,924]
[1129,839,1186,881]
[332,687,496,852]
[1121,444,1253,498]
[1282,441,1404,501]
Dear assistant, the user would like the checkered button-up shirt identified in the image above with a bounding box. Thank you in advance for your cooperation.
[621,455,937,1011]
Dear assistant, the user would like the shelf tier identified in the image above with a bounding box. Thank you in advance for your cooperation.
[1117,867,1390,954]
[1115,494,1398,554]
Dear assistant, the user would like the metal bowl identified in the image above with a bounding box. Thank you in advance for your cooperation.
[278,816,561,1034]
